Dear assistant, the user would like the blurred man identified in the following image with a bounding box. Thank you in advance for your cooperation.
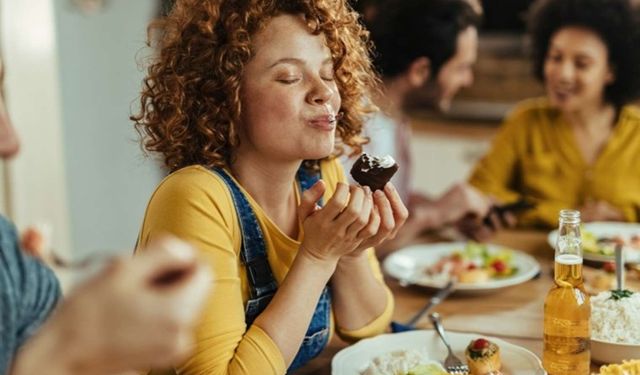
[344,0,494,256]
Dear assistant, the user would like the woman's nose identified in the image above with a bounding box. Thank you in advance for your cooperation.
[306,78,334,105]
[557,61,575,81]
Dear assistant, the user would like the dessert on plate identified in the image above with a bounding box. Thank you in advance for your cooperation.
[465,338,502,375]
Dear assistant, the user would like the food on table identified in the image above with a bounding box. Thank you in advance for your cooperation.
[597,359,640,374]
[360,350,446,375]
[350,153,399,191]
[465,338,502,375]
[582,229,640,257]
[585,263,617,294]
[589,271,616,294]
[591,290,640,344]
[458,268,491,283]
[421,242,517,285]
[404,364,448,375]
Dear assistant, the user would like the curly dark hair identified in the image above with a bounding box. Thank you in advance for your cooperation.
[132,0,378,172]
[366,0,480,79]
[528,0,640,108]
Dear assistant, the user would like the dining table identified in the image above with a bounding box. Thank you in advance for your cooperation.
[296,229,640,375]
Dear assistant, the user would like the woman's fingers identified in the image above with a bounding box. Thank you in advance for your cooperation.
[321,182,350,220]
[357,204,381,240]
[383,183,409,239]
[373,189,395,237]
[318,182,350,222]
[346,186,373,234]
[354,189,397,248]
[456,214,496,242]
[301,182,407,257]
[501,211,517,228]
[297,180,326,221]
[335,185,367,229]
[486,211,500,230]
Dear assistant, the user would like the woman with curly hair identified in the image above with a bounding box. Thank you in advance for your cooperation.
[467,0,640,231]
[132,0,407,374]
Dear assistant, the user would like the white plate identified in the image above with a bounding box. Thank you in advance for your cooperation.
[383,242,540,292]
[332,330,545,375]
[548,222,640,263]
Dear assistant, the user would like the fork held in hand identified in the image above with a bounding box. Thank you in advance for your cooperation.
[429,312,469,375]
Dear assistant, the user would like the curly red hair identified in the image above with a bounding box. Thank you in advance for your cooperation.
[132,0,378,172]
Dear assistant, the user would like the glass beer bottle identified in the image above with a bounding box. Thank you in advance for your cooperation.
[543,209,590,374]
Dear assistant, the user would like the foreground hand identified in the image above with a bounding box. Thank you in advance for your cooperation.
[34,237,212,374]
[580,200,625,222]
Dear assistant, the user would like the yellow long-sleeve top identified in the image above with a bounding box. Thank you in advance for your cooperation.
[469,98,640,228]
[137,158,394,375]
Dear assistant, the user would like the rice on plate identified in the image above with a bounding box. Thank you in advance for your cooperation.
[360,349,447,375]
[591,291,640,344]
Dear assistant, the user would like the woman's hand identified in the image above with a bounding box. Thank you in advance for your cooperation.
[297,181,374,263]
[456,196,518,242]
[433,183,492,225]
[580,200,625,222]
[354,183,409,254]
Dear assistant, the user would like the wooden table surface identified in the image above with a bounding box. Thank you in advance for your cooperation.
[296,229,640,374]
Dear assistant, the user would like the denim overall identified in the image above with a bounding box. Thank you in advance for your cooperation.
[212,167,331,372]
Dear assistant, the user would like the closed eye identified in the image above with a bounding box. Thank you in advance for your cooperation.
[277,77,301,84]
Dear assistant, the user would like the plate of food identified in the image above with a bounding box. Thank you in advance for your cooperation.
[547,222,640,263]
[332,330,544,375]
[383,242,540,292]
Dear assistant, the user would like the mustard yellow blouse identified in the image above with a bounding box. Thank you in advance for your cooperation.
[137,158,393,375]
[469,98,640,228]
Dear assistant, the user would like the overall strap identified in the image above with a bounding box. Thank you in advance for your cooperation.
[211,165,322,326]
[211,169,278,305]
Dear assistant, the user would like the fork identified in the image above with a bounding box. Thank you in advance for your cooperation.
[390,280,456,332]
[429,312,469,375]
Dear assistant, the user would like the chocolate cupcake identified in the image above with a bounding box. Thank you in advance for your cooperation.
[350,153,399,191]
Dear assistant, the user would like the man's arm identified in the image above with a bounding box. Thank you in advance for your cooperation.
[0,215,61,374]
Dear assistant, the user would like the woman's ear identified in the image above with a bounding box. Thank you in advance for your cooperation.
[407,57,431,88]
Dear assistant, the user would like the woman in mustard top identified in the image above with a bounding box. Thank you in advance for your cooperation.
[468,0,640,229]
[131,0,407,374]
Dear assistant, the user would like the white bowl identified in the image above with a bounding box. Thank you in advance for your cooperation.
[591,338,640,364]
